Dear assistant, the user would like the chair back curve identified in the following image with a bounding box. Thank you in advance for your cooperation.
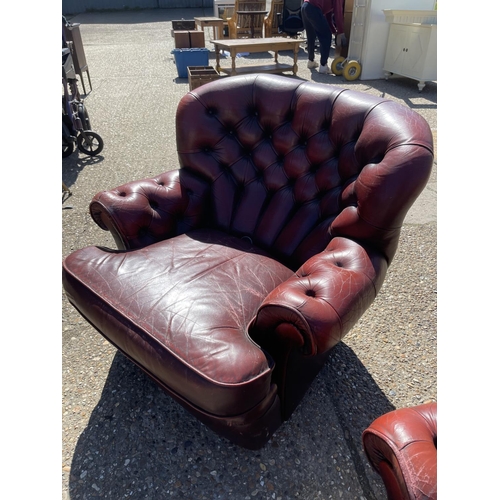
[175,74,434,269]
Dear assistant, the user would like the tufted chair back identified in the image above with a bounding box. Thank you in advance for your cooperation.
[171,74,433,269]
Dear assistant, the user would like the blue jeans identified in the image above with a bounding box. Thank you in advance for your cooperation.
[301,2,332,66]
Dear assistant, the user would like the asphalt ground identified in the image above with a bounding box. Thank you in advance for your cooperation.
[61,8,437,499]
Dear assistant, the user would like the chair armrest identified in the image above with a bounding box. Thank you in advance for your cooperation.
[249,237,388,418]
[227,13,237,38]
[89,169,210,250]
[251,237,388,356]
[362,403,437,500]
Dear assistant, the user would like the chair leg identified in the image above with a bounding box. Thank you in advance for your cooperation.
[62,181,72,194]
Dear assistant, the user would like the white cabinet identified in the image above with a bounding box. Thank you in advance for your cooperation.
[355,1,436,81]
[383,11,437,91]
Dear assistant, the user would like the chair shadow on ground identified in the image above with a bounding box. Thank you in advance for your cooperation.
[68,341,393,499]
[62,153,104,197]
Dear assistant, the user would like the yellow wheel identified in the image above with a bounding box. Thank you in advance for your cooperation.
[331,56,345,76]
[343,60,361,81]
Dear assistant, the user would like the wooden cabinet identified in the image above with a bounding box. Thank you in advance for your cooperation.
[383,20,437,91]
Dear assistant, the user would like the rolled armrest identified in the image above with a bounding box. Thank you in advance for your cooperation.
[251,237,388,356]
[362,403,437,500]
[89,169,210,250]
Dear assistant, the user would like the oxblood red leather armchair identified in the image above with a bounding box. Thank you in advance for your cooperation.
[362,403,437,500]
[62,74,434,449]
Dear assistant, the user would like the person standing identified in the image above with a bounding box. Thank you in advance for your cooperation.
[301,0,346,74]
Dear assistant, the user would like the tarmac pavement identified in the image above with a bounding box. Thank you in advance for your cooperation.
[62,8,437,499]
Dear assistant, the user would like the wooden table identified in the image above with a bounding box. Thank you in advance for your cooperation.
[194,17,225,40]
[210,37,302,76]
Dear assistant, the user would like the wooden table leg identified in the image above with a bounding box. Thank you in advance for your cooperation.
[230,48,237,76]
[293,44,299,75]
[214,44,221,73]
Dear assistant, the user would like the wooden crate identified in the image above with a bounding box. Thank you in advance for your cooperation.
[171,20,196,37]
[188,66,220,91]
[172,19,196,30]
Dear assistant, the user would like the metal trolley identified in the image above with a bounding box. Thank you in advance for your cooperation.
[331,0,367,81]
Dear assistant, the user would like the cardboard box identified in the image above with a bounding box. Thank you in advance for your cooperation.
[188,31,205,48]
[174,30,205,49]
[188,66,220,91]
[174,31,190,48]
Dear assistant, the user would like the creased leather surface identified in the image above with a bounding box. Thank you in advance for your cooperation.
[63,229,294,416]
[251,236,388,356]
[362,403,437,500]
[90,169,210,250]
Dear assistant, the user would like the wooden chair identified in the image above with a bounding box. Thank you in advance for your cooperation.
[264,0,285,37]
[228,0,267,39]
[220,6,235,38]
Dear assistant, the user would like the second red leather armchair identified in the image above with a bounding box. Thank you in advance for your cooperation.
[362,403,437,500]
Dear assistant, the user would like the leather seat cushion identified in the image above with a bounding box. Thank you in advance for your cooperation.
[62,228,295,416]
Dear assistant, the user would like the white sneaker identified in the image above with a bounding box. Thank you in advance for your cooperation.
[319,64,332,74]
[307,60,319,69]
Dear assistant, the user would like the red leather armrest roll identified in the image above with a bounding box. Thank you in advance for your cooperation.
[362,403,437,500]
